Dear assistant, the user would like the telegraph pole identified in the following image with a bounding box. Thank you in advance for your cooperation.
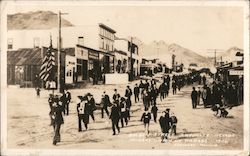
[57,11,68,93]
[130,37,133,81]
[207,49,224,67]
[57,11,61,93]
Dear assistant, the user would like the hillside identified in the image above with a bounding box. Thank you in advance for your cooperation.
[217,47,243,63]
[7,11,74,30]
[140,41,213,68]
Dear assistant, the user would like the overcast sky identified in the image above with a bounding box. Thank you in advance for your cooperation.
[5,2,245,56]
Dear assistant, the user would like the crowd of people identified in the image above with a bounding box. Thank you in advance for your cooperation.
[46,70,243,145]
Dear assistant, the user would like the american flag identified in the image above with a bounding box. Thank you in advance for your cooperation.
[39,38,55,81]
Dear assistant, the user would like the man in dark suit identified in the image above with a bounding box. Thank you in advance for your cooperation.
[101,91,110,118]
[51,95,64,145]
[65,89,71,115]
[110,101,120,135]
[134,84,140,103]
[125,86,132,120]
[191,87,198,109]
[113,89,120,104]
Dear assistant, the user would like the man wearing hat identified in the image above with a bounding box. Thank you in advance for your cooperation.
[101,91,110,118]
[125,86,132,120]
[87,93,96,122]
[113,89,120,104]
[110,101,120,135]
[76,93,92,131]
[51,95,64,145]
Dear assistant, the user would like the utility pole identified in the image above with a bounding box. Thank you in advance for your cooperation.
[207,49,224,67]
[57,11,68,93]
[130,37,133,81]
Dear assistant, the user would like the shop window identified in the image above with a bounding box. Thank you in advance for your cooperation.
[7,38,13,49]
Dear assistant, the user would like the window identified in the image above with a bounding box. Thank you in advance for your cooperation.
[101,38,104,49]
[7,38,13,49]
[33,37,40,48]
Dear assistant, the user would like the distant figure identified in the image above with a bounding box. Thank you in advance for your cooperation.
[120,97,128,127]
[87,93,96,122]
[151,103,158,123]
[65,89,71,115]
[110,101,120,135]
[36,87,41,97]
[191,87,198,109]
[170,113,178,136]
[134,84,140,103]
[101,91,110,118]
[141,108,151,135]
[197,87,201,105]
[48,94,54,126]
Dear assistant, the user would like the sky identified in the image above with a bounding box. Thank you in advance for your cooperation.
[5,1,245,57]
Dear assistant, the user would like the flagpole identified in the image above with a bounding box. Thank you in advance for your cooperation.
[57,11,61,93]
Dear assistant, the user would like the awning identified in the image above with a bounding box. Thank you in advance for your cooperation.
[7,48,43,66]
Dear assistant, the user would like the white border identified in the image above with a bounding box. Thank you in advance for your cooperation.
[1,1,249,156]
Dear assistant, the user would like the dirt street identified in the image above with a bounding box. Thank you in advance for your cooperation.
[7,82,243,150]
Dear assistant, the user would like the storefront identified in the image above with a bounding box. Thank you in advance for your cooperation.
[75,45,88,82]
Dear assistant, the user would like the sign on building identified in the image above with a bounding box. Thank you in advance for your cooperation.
[229,70,243,76]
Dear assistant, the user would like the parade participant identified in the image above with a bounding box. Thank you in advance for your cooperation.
[126,96,132,120]
[202,85,208,108]
[159,111,171,143]
[170,113,178,136]
[60,90,67,115]
[139,80,145,100]
[77,96,88,131]
[48,94,54,126]
[65,89,71,116]
[125,86,132,120]
[151,85,158,105]
[151,103,158,123]
[87,94,96,122]
[134,84,140,103]
[110,101,120,135]
[113,89,120,103]
[202,75,206,86]
[197,87,201,105]
[120,97,128,127]
[101,91,110,118]
[145,80,150,90]
[172,80,177,95]
[51,95,64,145]
[140,108,151,135]
[159,82,166,101]
[36,87,41,97]
[142,89,150,110]
[191,87,198,109]
[125,85,132,101]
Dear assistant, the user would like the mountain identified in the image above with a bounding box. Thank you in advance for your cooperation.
[140,42,213,68]
[217,47,243,63]
[8,11,74,30]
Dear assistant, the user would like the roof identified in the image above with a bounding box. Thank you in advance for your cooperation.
[113,50,127,56]
[76,44,114,57]
[62,48,75,56]
[7,48,42,66]
[99,23,116,33]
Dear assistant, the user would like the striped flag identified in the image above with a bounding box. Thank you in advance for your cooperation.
[39,38,55,82]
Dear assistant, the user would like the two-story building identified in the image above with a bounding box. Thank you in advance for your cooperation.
[7,23,116,86]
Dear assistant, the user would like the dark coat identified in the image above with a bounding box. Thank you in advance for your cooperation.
[51,104,64,125]
[159,116,171,133]
[134,86,140,95]
[125,88,132,98]
[191,90,198,101]
[141,112,151,123]
[110,105,120,121]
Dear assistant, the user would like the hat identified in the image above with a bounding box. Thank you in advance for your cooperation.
[86,93,92,96]
[78,95,87,101]
[114,89,117,91]
[166,108,170,112]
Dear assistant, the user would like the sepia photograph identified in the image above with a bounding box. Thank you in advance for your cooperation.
[1,0,249,155]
